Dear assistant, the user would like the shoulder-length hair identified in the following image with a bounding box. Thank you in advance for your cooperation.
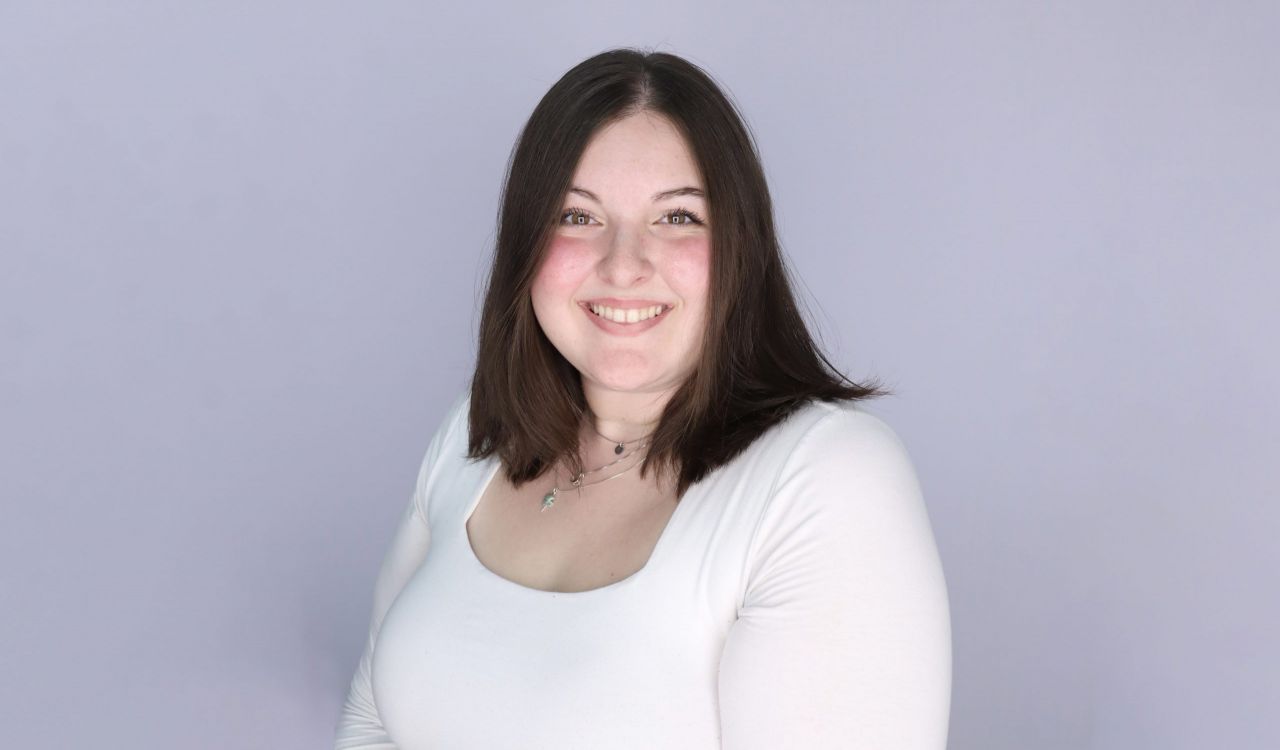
[466,47,890,500]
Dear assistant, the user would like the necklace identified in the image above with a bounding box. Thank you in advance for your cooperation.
[589,417,651,455]
[540,419,654,512]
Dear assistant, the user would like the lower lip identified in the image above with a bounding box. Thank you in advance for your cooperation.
[581,304,671,336]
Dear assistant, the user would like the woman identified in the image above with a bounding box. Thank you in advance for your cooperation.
[336,48,951,749]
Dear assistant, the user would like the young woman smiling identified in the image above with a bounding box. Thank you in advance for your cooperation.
[336,48,952,750]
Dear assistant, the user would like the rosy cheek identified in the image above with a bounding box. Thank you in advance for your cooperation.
[665,236,711,294]
[534,236,596,292]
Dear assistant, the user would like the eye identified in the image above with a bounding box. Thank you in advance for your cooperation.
[558,206,707,227]
[559,206,596,226]
[661,207,706,226]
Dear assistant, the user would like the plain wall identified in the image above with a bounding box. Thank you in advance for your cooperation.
[2,2,1276,748]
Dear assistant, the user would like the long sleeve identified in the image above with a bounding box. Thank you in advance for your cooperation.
[717,407,952,749]
[334,394,466,749]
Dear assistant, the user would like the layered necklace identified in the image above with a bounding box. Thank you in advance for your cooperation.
[540,418,654,512]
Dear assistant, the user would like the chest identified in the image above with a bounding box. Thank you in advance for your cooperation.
[464,465,679,594]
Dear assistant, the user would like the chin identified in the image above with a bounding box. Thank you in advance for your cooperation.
[582,364,662,393]
[592,374,656,393]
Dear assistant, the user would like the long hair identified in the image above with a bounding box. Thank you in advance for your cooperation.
[467,47,890,500]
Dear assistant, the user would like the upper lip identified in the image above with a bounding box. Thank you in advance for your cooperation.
[580,298,671,309]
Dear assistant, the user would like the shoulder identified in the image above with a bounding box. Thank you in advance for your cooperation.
[741,398,940,609]
[749,399,928,564]
[441,389,472,443]
[707,398,917,519]
[410,388,473,517]
[781,399,915,481]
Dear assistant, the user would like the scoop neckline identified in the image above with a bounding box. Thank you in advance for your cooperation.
[459,454,694,597]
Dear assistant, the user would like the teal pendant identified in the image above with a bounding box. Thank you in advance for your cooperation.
[541,488,557,511]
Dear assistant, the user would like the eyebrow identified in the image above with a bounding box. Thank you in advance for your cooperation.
[568,185,706,203]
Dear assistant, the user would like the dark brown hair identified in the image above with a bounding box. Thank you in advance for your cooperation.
[466,47,890,500]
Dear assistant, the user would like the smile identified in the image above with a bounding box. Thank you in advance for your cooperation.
[579,302,672,336]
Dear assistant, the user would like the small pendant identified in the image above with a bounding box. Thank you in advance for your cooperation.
[541,488,557,511]
[615,443,624,455]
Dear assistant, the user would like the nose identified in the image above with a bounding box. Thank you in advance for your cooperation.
[597,226,652,286]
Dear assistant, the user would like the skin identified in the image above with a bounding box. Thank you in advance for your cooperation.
[530,111,711,462]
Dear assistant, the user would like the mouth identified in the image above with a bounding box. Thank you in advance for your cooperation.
[579,301,672,336]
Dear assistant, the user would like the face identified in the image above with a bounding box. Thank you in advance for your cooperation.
[530,111,711,406]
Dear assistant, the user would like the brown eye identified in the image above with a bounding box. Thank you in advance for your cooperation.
[560,207,595,226]
[662,208,705,226]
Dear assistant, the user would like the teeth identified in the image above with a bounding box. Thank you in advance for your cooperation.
[588,304,667,324]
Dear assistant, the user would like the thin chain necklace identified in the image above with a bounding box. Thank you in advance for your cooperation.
[540,419,654,512]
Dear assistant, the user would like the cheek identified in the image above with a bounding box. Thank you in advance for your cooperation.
[532,237,595,301]
[665,237,712,301]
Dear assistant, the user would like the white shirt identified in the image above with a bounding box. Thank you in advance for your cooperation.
[335,391,951,749]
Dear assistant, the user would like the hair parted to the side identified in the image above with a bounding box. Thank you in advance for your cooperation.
[466,46,891,500]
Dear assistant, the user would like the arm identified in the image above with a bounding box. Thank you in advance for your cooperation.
[333,493,428,750]
[334,394,466,749]
[717,407,952,749]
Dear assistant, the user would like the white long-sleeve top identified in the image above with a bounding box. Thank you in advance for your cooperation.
[335,391,951,749]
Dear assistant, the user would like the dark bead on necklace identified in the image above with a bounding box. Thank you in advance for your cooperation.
[615,443,624,455]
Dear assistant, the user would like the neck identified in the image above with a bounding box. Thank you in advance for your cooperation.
[581,384,673,445]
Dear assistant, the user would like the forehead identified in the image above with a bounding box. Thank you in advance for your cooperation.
[571,112,703,192]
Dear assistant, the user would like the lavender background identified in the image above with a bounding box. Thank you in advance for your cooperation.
[2,2,1276,748]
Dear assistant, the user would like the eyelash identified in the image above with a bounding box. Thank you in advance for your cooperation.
[559,206,706,227]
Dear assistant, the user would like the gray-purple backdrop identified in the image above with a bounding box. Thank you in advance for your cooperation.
[2,2,1276,748]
